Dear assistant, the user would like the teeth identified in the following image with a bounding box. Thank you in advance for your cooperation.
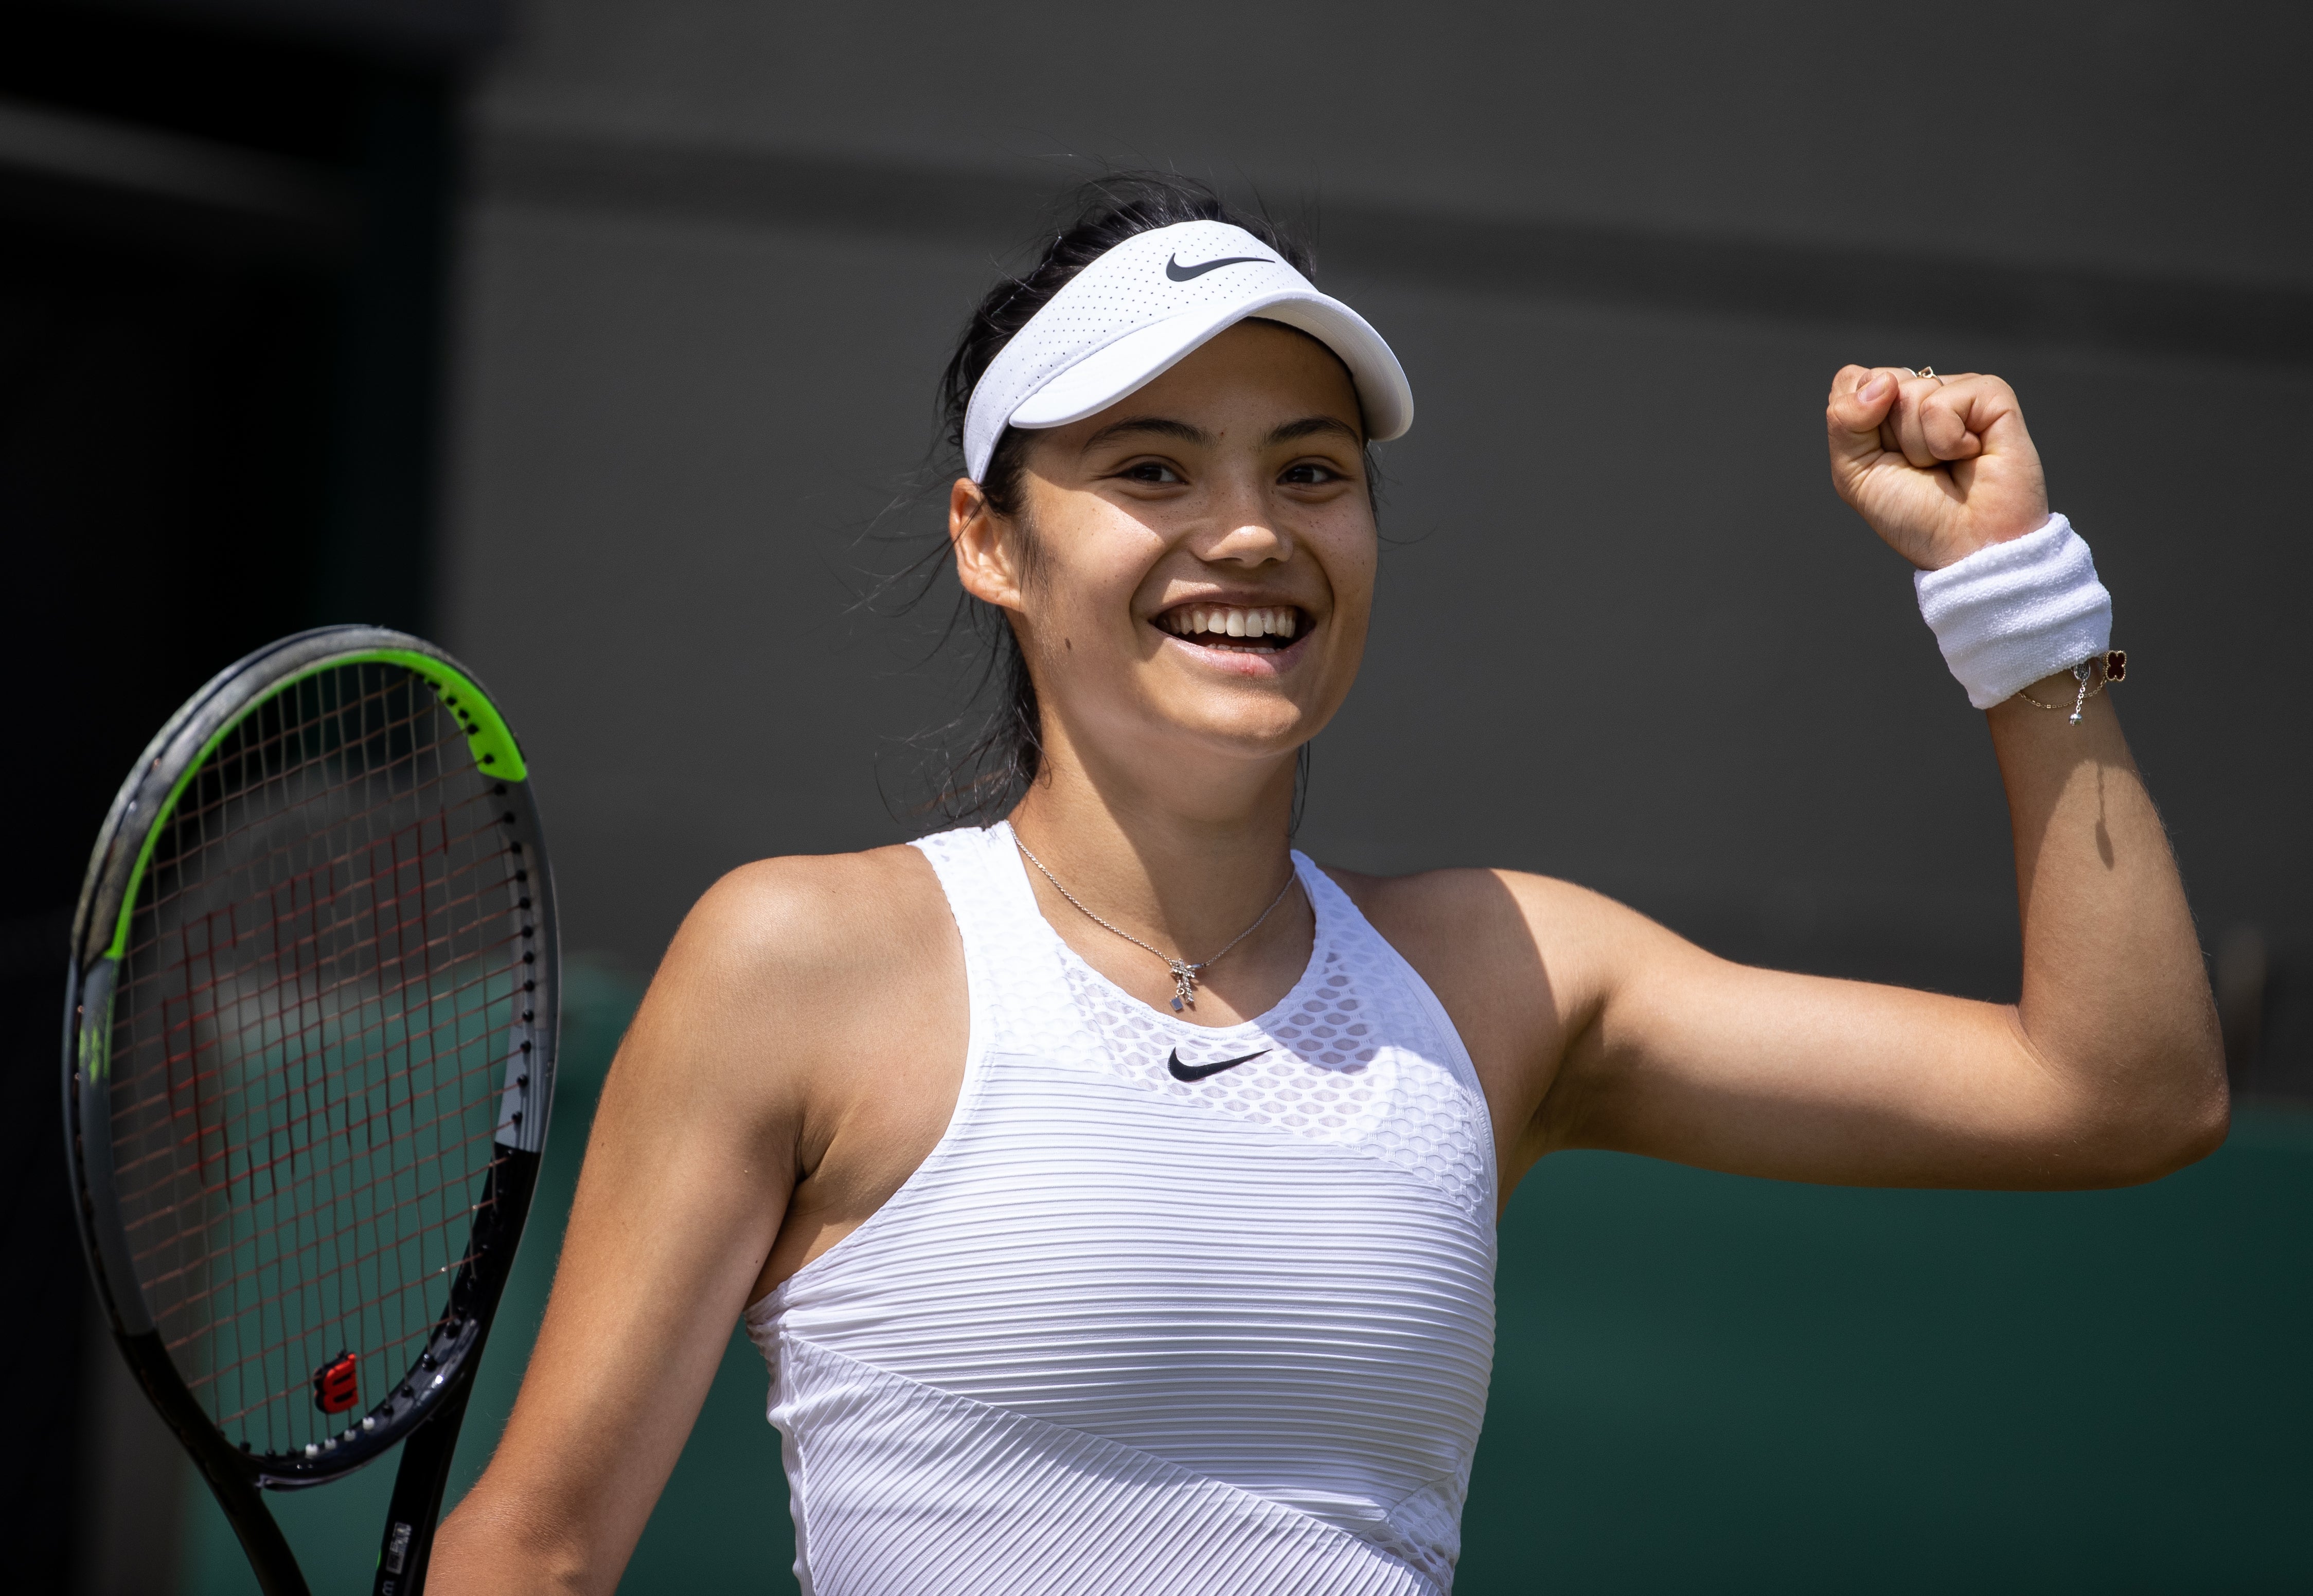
[1163,605,1302,640]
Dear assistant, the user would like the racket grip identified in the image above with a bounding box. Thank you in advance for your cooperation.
[372,1375,475,1596]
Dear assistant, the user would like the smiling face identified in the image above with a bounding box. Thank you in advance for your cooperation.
[951,319,1377,800]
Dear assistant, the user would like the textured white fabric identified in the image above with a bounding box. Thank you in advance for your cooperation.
[1914,514,2113,709]
[962,220,1415,480]
[746,821,1497,1595]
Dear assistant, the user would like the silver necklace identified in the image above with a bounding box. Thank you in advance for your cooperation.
[1013,834,1298,1013]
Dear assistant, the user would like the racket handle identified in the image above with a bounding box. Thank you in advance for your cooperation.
[371,1375,475,1596]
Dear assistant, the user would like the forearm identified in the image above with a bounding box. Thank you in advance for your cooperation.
[1990,674,2226,1167]
[428,1300,720,1596]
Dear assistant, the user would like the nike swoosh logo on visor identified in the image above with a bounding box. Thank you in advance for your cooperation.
[1167,1047,1269,1082]
[1165,254,1272,281]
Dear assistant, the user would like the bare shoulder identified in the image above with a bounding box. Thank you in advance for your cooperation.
[671,843,951,991]
[616,842,961,1113]
[656,845,969,1287]
[1319,862,1635,984]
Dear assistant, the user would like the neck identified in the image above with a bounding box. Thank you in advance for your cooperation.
[1006,718,1300,963]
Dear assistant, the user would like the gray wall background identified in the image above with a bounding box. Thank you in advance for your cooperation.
[440,2,2312,1083]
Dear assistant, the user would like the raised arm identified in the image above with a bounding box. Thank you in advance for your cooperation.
[431,849,960,1593]
[1562,366,2225,1187]
[1367,368,2227,1196]
[1530,672,2223,1188]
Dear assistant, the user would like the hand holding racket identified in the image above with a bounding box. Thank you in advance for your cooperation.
[63,626,558,1595]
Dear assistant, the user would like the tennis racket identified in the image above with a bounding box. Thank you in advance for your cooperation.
[63,625,558,1596]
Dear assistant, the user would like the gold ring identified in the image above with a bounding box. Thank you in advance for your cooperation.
[1918,366,1942,383]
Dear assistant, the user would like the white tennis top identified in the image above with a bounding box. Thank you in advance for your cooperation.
[744,821,1499,1594]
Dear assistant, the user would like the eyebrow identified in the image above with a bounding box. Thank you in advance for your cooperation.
[1266,416,1364,447]
[1080,414,1364,453]
[1081,416,1212,452]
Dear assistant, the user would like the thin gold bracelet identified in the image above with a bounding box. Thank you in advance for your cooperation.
[2013,650,2128,723]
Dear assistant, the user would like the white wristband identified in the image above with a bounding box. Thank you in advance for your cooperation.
[1914,514,2113,710]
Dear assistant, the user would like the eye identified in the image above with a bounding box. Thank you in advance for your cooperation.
[1279,461,1342,486]
[1119,459,1184,484]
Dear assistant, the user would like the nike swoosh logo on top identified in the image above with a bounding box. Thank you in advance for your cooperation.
[1167,1047,1269,1082]
[1165,253,1272,282]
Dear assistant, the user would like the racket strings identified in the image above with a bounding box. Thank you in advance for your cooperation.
[109,918,520,1201]
[111,937,519,1220]
[146,664,428,829]
[118,783,499,987]
[122,673,475,942]
[126,986,512,1326]
[104,661,531,1460]
[116,755,506,1232]
[125,975,515,1316]
[195,1166,512,1430]
[109,814,519,1197]
[110,801,515,1152]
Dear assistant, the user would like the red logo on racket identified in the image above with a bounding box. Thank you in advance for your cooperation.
[313,1350,359,1415]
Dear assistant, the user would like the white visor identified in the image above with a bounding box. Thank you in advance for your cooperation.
[963,220,1414,481]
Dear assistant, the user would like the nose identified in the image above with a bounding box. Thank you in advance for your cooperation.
[1190,470,1294,568]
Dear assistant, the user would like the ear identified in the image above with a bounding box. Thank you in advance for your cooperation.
[951,477,1029,613]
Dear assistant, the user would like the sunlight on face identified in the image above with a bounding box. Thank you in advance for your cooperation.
[1001,320,1378,780]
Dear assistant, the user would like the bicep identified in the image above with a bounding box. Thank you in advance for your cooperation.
[1535,893,2101,1190]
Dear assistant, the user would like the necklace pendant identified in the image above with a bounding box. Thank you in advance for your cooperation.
[1169,962,1197,1012]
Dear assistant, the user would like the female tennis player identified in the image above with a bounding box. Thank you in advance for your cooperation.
[432,177,2226,1594]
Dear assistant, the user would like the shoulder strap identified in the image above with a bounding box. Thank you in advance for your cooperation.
[910,823,1082,1059]
[1291,854,1486,1099]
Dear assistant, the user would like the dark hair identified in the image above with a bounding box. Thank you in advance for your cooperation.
[915,173,1320,826]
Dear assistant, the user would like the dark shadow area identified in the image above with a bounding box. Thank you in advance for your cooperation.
[0,3,479,1585]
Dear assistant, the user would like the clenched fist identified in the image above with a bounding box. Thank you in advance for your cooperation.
[1826,367,2050,571]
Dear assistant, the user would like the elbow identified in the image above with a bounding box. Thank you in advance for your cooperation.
[2172,1068,2233,1170]
[2133,1086,2229,1181]
[2077,1045,2231,1187]
[2164,1023,2236,1172]
[432,1492,596,1596]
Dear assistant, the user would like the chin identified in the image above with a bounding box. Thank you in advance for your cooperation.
[1143,702,1317,765]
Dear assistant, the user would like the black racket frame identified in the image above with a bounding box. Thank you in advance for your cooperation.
[62,626,559,1596]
